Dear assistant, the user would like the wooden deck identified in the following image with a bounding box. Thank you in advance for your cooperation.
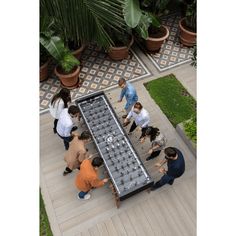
[40,65,196,236]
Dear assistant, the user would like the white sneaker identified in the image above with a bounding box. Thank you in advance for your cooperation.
[77,193,91,200]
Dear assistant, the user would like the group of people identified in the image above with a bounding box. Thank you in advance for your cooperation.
[48,78,185,200]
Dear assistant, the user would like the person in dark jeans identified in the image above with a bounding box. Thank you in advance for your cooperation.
[56,105,80,150]
[49,88,71,133]
[151,147,185,190]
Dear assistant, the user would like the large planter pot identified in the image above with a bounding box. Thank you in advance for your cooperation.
[71,44,85,60]
[179,18,196,47]
[145,25,169,52]
[40,60,49,82]
[108,36,134,61]
[54,66,80,89]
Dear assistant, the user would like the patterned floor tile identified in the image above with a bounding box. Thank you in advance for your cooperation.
[40,45,151,113]
[138,13,194,72]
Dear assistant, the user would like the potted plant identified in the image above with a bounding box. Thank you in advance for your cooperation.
[40,35,80,89]
[123,0,170,52]
[107,28,134,60]
[179,0,196,46]
[40,44,50,82]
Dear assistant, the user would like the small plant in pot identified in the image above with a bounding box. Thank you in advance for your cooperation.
[40,44,50,82]
[107,28,134,61]
[40,35,80,89]
[123,0,170,52]
[178,0,196,46]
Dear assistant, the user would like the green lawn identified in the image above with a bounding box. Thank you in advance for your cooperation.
[145,74,196,127]
[40,190,53,236]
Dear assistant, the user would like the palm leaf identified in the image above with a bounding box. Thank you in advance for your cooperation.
[123,0,142,28]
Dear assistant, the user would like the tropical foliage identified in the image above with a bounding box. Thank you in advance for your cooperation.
[40,0,127,49]
[183,114,197,143]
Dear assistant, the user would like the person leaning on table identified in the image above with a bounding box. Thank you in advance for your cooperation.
[123,102,150,139]
[117,78,138,119]
[63,131,91,176]
[151,147,185,191]
[75,157,108,200]
[56,105,80,150]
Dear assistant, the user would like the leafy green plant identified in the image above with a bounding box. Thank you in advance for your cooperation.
[183,114,197,143]
[41,0,127,49]
[178,0,196,32]
[40,35,80,74]
[123,0,169,39]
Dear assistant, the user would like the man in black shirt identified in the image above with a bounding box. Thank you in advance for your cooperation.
[151,147,185,191]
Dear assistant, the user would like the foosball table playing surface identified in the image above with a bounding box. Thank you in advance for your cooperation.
[76,91,153,208]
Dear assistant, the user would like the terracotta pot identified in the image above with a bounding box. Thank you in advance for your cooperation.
[108,36,134,61]
[71,44,85,59]
[54,66,80,89]
[40,60,49,82]
[145,25,169,52]
[179,18,196,47]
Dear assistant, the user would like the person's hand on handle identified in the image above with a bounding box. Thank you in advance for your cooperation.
[158,167,166,174]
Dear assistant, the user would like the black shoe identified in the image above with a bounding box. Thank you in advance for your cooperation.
[122,114,127,119]
[146,156,155,161]
[63,170,71,176]
[168,179,174,185]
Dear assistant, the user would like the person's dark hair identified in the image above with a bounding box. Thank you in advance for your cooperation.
[92,157,104,167]
[134,102,143,110]
[145,126,160,142]
[164,147,177,158]
[51,88,71,108]
[68,105,80,115]
[79,131,91,140]
[118,78,126,86]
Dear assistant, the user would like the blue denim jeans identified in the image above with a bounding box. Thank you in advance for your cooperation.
[78,191,89,199]
[152,174,175,190]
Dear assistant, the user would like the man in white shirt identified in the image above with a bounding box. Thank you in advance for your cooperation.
[57,105,80,150]
[123,102,150,139]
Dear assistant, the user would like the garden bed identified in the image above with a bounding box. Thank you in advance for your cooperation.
[145,74,196,151]
[40,190,53,236]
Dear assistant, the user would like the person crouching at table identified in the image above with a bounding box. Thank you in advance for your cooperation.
[140,126,167,161]
[75,157,108,200]
[63,131,91,176]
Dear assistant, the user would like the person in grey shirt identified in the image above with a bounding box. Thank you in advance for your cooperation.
[140,126,167,161]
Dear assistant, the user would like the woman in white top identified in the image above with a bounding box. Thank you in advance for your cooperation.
[123,102,150,139]
[49,88,71,133]
[140,126,167,161]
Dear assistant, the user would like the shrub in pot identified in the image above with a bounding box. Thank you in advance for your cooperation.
[123,0,170,52]
[40,44,50,82]
[178,0,196,46]
[107,28,134,60]
[40,35,80,89]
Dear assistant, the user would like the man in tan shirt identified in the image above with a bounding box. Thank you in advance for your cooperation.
[63,131,91,176]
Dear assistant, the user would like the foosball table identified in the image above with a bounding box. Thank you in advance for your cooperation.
[75,91,153,208]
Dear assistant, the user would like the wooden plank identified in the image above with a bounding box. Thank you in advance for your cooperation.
[111,214,128,236]
[88,225,100,236]
[118,211,137,236]
[97,222,109,236]
[104,218,119,236]
[140,200,164,235]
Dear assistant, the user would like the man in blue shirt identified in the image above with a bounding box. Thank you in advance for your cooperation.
[151,147,185,190]
[117,78,138,119]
